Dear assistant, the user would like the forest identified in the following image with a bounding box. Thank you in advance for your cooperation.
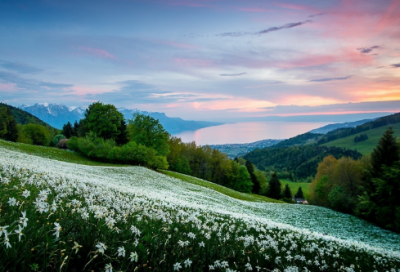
[309,127,400,232]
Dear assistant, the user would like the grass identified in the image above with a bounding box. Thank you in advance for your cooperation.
[280,179,310,199]
[0,139,283,204]
[161,170,285,203]
[0,139,125,166]
[321,123,400,155]
[1,146,400,271]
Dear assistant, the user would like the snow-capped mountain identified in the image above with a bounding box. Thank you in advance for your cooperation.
[19,103,221,134]
[19,103,86,130]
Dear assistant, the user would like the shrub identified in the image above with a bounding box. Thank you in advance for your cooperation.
[20,124,50,146]
[52,134,66,146]
[57,139,69,149]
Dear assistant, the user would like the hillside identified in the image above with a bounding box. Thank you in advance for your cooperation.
[0,103,57,131]
[243,145,362,179]
[0,142,399,271]
[309,119,373,134]
[322,123,400,155]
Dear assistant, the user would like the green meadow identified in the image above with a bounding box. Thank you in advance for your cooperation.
[321,123,400,155]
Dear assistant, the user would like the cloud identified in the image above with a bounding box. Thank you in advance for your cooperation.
[309,75,353,82]
[220,72,247,77]
[245,81,283,88]
[391,63,400,68]
[0,60,44,74]
[87,80,225,105]
[262,100,400,115]
[257,20,312,35]
[308,13,326,18]
[0,71,73,92]
[357,46,380,54]
[218,20,312,37]
[78,47,117,59]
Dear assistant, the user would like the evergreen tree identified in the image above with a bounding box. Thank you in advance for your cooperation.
[268,172,281,199]
[116,119,129,146]
[295,187,304,199]
[4,107,18,142]
[371,127,400,176]
[246,160,260,194]
[73,120,80,136]
[282,184,292,199]
[0,106,19,142]
[62,122,74,138]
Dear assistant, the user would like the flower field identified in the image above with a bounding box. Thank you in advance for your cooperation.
[0,146,399,271]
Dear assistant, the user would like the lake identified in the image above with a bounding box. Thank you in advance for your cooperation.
[175,121,331,145]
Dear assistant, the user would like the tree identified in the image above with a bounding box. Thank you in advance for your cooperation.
[20,124,50,146]
[295,187,304,198]
[267,172,281,199]
[128,113,170,156]
[282,184,292,200]
[246,160,260,194]
[62,122,74,138]
[0,106,18,142]
[84,102,124,140]
[115,119,129,146]
[371,127,400,176]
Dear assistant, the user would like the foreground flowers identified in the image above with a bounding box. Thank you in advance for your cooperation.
[0,146,399,271]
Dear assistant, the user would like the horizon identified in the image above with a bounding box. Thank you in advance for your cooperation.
[1,0,400,122]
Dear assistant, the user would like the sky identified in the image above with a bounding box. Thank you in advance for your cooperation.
[0,0,400,122]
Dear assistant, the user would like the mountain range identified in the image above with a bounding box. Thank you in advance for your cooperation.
[19,103,221,134]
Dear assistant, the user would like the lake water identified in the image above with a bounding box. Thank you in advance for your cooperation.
[175,121,331,145]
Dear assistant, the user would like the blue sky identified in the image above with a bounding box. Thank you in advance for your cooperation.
[0,0,400,121]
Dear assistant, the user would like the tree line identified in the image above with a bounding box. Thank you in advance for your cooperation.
[309,127,400,232]
[243,145,362,181]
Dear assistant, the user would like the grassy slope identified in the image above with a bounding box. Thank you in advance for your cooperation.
[0,139,123,166]
[0,139,282,204]
[321,123,400,155]
[161,170,285,203]
[280,179,310,199]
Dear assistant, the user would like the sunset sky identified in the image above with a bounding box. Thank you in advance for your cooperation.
[0,0,400,121]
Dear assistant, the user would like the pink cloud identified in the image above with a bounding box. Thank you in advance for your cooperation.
[78,47,118,60]
[0,82,17,92]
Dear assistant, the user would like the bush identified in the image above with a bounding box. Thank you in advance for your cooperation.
[19,124,50,146]
[52,134,66,146]
[57,139,69,149]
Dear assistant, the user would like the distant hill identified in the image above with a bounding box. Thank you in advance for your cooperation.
[208,139,283,159]
[268,132,321,149]
[316,112,400,145]
[0,103,57,131]
[309,119,373,134]
[322,123,400,155]
[20,103,221,134]
[243,145,362,179]
[265,112,400,150]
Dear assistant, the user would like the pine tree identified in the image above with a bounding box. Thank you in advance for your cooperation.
[295,187,304,199]
[4,107,18,142]
[282,184,292,199]
[246,160,260,194]
[371,127,400,176]
[267,172,281,199]
[62,122,74,138]
[116,119,129,146]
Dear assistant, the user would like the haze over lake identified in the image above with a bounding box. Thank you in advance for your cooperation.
[175,121,331,145]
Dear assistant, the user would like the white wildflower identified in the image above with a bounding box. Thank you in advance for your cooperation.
[117,246,125,257]
[96,242,107,254]
[130,251,139,262]
[173,262,182,271]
